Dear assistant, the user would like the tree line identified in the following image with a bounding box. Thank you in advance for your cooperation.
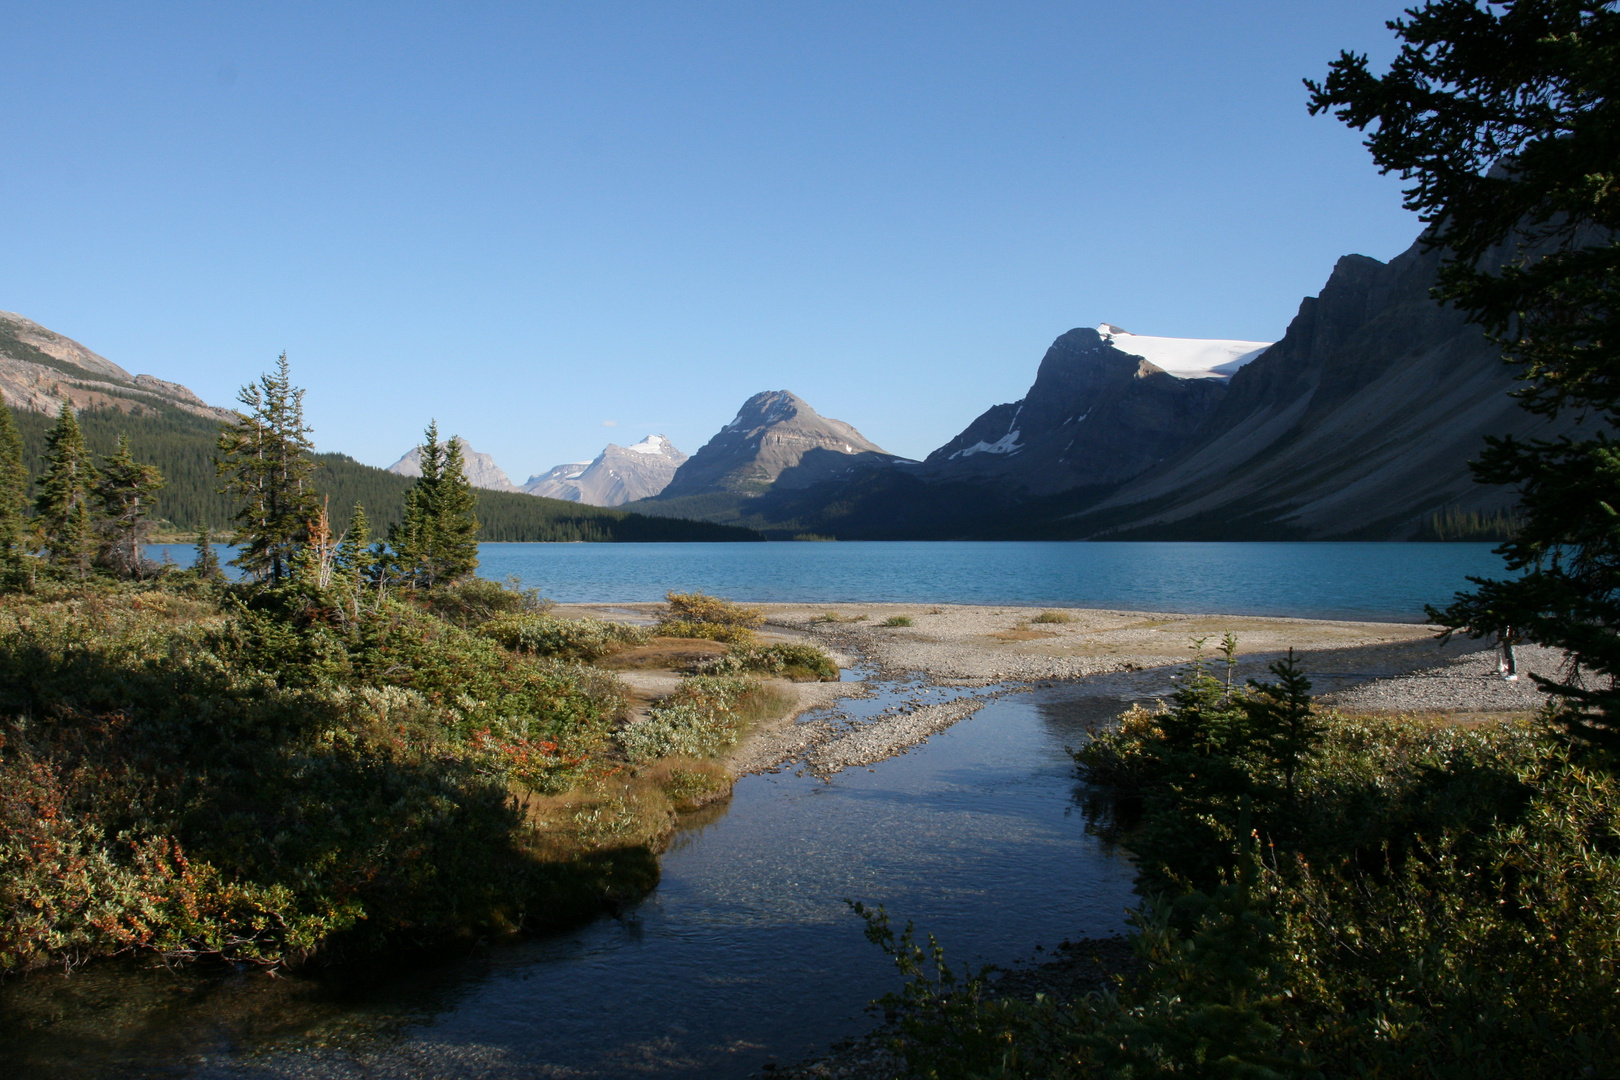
[0,354,490,590]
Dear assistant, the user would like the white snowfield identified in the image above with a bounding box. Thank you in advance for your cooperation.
[1098,323,1271,380]
[626,434,673,455]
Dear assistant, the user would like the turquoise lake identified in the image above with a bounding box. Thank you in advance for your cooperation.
[151,540,1507,622]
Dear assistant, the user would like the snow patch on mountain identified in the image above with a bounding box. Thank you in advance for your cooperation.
[951,429,1024,458]
[522,434,687,505]
[1098,324,1271,380]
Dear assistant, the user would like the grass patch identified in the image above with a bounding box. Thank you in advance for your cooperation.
[598,636,729,671]
[1031,610,1073,624]
[881,615,914,627]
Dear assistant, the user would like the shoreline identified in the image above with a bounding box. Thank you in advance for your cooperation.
[563,601,1553,785]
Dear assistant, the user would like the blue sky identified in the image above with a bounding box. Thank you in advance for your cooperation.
[0,2,1420,477]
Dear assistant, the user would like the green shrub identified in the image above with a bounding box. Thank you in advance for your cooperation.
[0,581,636,973]
[696,641,840,681]
[480,611,649,661]
[1031,610,1072,624]
[862,644,1620,1078]
[882,615,913,627]
[655,591,764,644]
[414,575,551,627]
[618,676,786,763]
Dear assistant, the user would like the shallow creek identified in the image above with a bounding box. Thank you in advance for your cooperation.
[0,679,1138,1079]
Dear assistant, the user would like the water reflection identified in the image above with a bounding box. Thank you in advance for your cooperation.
[1,686,1137,1079]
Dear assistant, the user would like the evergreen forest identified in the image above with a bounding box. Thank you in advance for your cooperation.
[10,405,757,543]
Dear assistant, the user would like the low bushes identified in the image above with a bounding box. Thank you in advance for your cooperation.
[696,641,840,682]
[0,581,639,974]
[480,611,649,662]
[863,645,1620,1078]
[654,591,764,644]
[618,676,791,763]
[882,615,914,627]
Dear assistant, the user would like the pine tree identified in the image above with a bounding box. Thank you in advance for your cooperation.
[194,523,223,581]
[387,422,445,588]
[0,403,28,575]
[337,503,376,582]
[1309,1,1620,749]
[216,353,320,584]
[95,434,165,579]
[35,403,99,579]
[431,434,480,584]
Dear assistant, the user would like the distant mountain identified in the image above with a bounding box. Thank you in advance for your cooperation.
[652,390,898,502]
[1062,236,1582,539]
[522,434,687,506]
[0,312,758,543]
[0,310,234,423]
[387,438,520,492]
[921,327,1231,496]
[642,229,1582,540]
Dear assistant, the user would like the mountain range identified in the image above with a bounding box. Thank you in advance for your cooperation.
[2,219,1564,542]
[625,228,1576,539]
[0,312,754,544]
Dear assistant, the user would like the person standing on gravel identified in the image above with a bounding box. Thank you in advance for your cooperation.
[1498,627,1519,681]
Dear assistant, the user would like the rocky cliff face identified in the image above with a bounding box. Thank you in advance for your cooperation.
[655,390,896,500]
[388,438,519,492]
[0,311,233,422]
[522,434,687,506]
[1067,235,1577,538]
[924,328,1229,495]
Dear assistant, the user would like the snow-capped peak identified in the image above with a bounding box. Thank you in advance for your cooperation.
[627,434,673,455]
[1097,323,1271,380]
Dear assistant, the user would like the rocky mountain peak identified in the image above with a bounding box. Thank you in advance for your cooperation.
[388,438,519,492]
[925,327,1227,493]
[522,434,688,506]
[655,390,892,499]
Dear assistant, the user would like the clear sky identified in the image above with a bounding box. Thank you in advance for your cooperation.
[0,1,1421,478]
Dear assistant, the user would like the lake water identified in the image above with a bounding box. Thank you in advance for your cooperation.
[151,540,1506,622]
[0,681,1137,1079]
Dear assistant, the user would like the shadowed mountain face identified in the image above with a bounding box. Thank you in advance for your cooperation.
[0,311,233,422]
[924,328,1228,495]
[1066,235,1586,539]
[522,435,688,506]
[654,390,896,500]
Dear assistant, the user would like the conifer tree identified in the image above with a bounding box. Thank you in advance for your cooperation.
[337,503,376,583]
[194,523,223,581]
[35,402,99,578]
[95,434,165,579]
[0,403,28,574]
[431,434,480,584]
[216,353,320,584]
[1309,0,1620,749]
[387,423,441,588]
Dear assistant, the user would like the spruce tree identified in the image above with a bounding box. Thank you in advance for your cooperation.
[194,523,223,582]
[35,403,99,579]
[95,434,165,579]
[1310,1,1620,750]
[216,353,320,584]
[0,403,28,575]
[337,503,376,583]
[431,434,480,584]
[387,422,444,588]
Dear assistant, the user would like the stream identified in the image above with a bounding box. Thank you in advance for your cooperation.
[0,680,1138,1078]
